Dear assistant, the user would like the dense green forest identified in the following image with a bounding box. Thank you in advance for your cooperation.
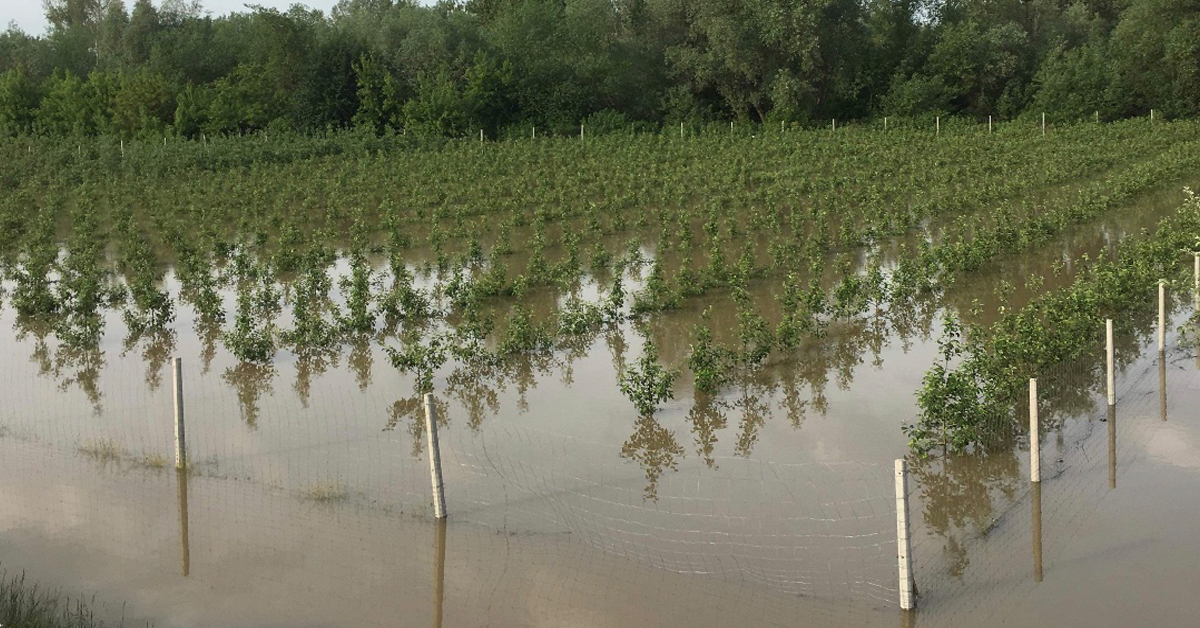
[0,0,1197,138]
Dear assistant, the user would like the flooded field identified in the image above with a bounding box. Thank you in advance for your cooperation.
[2,123,1200,627]
[3,253,1199,627]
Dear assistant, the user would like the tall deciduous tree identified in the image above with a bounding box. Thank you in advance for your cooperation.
[1110,0,1200,118]
[665,0,827,122]
[0,67,40,133]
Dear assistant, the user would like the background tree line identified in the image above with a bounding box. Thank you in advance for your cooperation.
[0,0,1197,138]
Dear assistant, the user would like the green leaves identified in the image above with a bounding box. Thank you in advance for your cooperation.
[688,308,734,394]
[620,337,678,417]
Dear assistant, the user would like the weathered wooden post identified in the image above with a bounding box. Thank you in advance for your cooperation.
[425,393,447,519]
[989,115,992,134]
[1042,112,1046,137]
[895,459,916,610]
[1160,354,1168,422]
[936,116,940,136]
[1032,480,1043,583]
[433,518,447,628]
[1108,404,1117,490]
[177,468,190,577]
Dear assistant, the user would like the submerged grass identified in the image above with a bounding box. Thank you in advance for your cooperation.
[76,440,121,464]
[135,453,168,470]
[301,481,349,502]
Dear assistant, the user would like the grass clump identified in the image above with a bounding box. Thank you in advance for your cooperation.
[0,569,132,628]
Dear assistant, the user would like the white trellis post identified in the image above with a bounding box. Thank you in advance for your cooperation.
[895,459,916,610]
[425,393,447,519]
[1193,253,1198,311]
[1030,379,1040,483]
[1106,319,1115,406]
[173,358,186,470]
[1159,281,1166,353]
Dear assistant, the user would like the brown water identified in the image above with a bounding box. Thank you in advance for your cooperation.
[2,202,1200,627]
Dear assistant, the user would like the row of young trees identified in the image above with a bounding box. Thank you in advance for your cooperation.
[0,0,1197,138]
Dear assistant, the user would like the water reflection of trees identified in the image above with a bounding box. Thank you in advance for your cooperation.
[731,375,774,458]
[16,318,106,414]
[620,414,685,500]
[197,319,221,373]
[7,245,949,474]
[687,393,727,469]
[12,240,1172,521]
[907,449,1021,579]
[293,347,339,408]
[121,327,176,391]
[348,339,373,390]
[445,362,501,431]
[386,394,449,458]
[222,362,276,429]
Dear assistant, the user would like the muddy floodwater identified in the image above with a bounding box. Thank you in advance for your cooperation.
[2,193,1200,627]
